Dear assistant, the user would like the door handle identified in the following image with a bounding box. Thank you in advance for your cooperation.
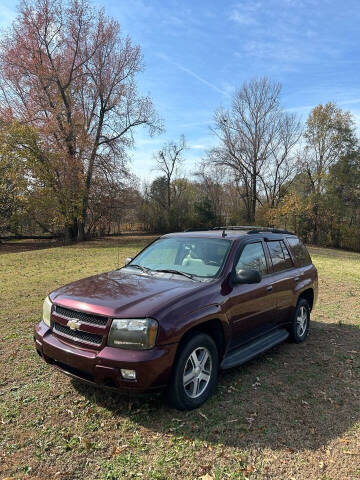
[266,285,273,292]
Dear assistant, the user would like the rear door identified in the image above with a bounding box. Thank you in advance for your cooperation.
[225,239,277,349]
[264,239,296,325]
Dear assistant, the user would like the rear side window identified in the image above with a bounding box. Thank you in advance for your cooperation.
[287,237,312,267]
[267,240,294,272]
[236,242,268,274]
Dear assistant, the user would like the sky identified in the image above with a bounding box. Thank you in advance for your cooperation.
[1,0,360,181]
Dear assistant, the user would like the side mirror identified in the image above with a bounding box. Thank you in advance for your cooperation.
[124,257,132,266]
[233,269,262,284]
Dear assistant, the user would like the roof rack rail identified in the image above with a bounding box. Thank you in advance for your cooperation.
[212,226,259,231]
[212,226,295,235]
[248,227,295,235]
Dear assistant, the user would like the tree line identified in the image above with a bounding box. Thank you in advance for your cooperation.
[0,0,359,251]
[142,81,360,251]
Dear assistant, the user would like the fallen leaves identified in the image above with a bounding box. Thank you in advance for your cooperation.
[112,444,129,456]
[199,474,213,480]
[244,464,255,474]
[339,438,350,444]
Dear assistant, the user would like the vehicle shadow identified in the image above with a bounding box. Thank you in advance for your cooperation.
[72,320,360,452]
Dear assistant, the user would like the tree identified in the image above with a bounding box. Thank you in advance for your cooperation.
[153,135,186,226]
[0,0,161,240]
[324,151,360,249]
[0,127,27,234]
[212,77,292,223]
[302,102,357,243]
[260,112,301,207]
[194,159,228,226]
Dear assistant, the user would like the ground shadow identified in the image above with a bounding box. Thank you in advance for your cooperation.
[73,320,360,452]
[0,233,156,254]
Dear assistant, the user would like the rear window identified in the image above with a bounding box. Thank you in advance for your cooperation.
[267,240,294,272]
[287,237,312,267]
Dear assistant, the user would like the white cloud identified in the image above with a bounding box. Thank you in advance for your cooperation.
[229,11,257,25]
[239,40,311,64]
[229,1,262,26]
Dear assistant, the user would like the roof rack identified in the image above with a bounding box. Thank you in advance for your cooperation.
[213,225,260,231]
[213,226,295,235]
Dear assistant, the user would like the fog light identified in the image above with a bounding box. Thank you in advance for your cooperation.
[121,369,136,380]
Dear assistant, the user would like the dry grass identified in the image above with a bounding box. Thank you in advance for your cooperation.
[0,237,359,480]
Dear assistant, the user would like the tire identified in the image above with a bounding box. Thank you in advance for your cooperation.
[289,298,310,343]
[166,333,219,410]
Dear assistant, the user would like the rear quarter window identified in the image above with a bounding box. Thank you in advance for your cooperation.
[287,237,312,267]
[267,240,294,272]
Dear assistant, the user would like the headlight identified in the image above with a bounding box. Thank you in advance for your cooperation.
[42,296,52,327]
[107,318,158,350]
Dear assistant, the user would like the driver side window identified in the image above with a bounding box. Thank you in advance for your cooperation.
[236,242,268,275]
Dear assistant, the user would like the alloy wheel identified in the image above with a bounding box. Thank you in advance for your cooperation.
[183,347,212,399]
[296,305,308,337]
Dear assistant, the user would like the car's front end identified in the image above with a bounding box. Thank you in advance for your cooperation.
[34,298,178,393]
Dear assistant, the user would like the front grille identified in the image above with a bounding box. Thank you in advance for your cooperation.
[53,305,108,327]
[53,322,103,345]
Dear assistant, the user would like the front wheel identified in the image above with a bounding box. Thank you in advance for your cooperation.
[166,333,219,410]
[289,298,310,343]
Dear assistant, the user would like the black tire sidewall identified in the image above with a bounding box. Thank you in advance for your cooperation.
[290,298,310,343]
[167,333,219,410]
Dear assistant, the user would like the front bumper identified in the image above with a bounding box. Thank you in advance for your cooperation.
[34,321,178,393]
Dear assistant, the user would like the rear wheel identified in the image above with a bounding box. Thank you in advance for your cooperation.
[289,298,310,343]
[167,333,218,410]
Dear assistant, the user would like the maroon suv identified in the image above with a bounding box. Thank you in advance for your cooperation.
[34,227,318,410]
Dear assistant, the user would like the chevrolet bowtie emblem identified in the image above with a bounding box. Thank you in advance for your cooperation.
[67,319,81,330]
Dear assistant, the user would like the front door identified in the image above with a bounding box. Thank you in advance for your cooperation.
[224,240,276,350]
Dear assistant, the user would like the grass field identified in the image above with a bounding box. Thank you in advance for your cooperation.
[0,236,359,480]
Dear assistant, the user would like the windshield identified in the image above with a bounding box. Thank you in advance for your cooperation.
[128,237,232,278]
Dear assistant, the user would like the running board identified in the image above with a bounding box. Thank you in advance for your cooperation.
[221,328,289,370]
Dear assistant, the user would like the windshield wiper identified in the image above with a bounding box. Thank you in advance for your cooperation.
[154,269,196,280]
[126,263,152,274]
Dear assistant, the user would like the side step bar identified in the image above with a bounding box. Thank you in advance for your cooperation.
[221,328,289,370]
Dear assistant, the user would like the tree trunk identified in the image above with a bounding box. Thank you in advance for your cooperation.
[77,222,86,241]
[312,202,319,244]
[64,218,78,243]
[249,171,257,224]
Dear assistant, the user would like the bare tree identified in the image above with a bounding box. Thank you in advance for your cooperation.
[196,153,233,224]
[212,77,288,223]
[260,112,302,207]
[153,135,186,214]
[0,0,162,240]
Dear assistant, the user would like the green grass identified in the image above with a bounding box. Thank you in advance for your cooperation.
[0,237,359,479]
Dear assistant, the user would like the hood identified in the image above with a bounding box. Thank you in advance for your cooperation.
[49,269,202,318]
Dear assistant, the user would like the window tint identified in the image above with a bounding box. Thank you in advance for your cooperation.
[267,240,294,272]
[236,242,267,274]
[287,237,312,267]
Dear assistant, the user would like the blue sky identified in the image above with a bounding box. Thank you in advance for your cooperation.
[1,0,360,181]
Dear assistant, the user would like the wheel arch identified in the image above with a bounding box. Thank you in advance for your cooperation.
[175,318,227,363]
[298,288,314,311]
